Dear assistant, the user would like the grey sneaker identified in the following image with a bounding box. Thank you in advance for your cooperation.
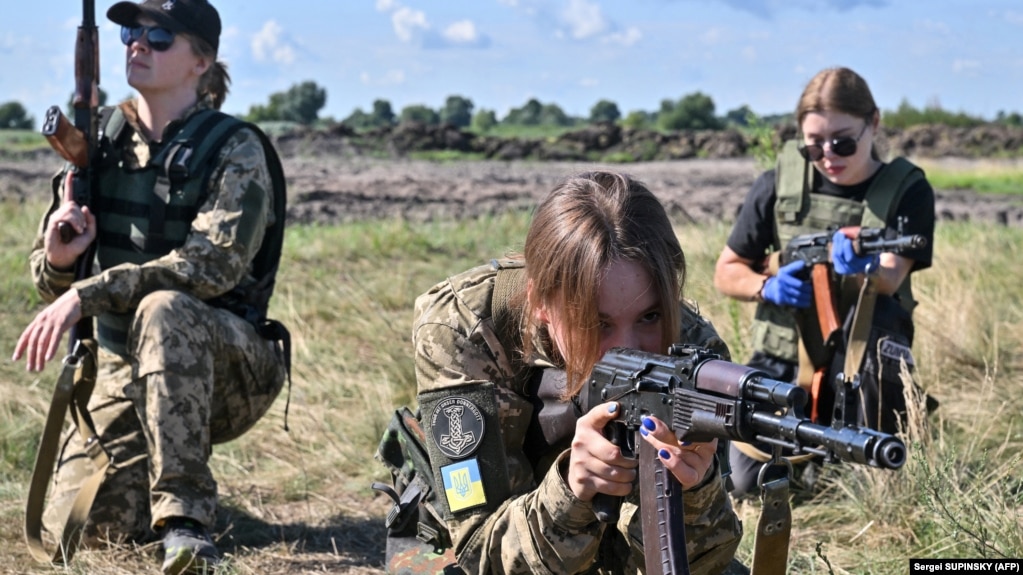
[160,517,222,575]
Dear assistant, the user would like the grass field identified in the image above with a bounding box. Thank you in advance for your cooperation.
[1,191,1021,573]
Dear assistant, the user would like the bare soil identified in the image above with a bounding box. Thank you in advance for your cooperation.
[4,154,1022,227]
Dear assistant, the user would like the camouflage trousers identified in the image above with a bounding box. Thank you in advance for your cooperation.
[43,290,287,544]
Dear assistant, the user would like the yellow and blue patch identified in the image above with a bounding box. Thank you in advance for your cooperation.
[441,458,487,512]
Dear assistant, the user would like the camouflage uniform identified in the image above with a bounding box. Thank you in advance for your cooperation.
[31,99,287,543]
[410,263,742,574]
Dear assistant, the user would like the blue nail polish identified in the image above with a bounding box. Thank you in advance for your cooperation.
[680,441,691,446]
[607,403,617,414]
[641,417,656,431]
[659,449,671,460]
[640,427,649,437]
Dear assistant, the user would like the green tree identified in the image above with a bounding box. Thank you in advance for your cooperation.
[246,81,327,125]
[343,99,396,130]
[996,110,1023,127]
[884,98,983,129]
[539,102,573,127]
[724,104,753,127]
[399,104,439,125]
[0,101,34,130]
[658,91,721,131]
[621,110,652,130]
[471,108,497,132]
[372,99,396,126]
[588,99,621,124]
[504,98,543,125]
[439,95,474,128]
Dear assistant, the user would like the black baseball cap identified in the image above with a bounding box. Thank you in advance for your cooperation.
[108,0,222,53]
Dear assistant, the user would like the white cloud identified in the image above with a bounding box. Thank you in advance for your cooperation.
[392,7,429,43]
[1005,10,1023,26]
[916,19,950,34]
[700,27,725,45]
[376,0,397,12]
[561,0,608,40]
[606,26,641,46]
[251,20,296,65]
[360,69,406,86]
[443,20,481,45]
[952,59,981,73]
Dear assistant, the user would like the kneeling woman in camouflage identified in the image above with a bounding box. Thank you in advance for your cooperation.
[379,171,741,574]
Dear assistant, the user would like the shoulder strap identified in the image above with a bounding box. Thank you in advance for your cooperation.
[490,258,526,356]
[861,157,924,229]
[774,140,814,225]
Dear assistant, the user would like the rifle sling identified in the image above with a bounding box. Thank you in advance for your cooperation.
[750,477,792,575]
[639,440,690,575]
[24,338,110,565]
[843,274,879,422]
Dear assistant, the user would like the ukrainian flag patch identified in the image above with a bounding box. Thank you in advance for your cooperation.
[441,458,487,512]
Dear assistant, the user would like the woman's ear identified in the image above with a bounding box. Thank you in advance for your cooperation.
[194,57,211,77]
[527,278,550,324]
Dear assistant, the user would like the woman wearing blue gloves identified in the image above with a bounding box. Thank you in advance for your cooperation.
[713,67,935,497]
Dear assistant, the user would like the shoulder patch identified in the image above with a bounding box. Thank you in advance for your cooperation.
[430,396,486,459]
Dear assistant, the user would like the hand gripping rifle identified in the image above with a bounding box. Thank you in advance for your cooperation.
[582,344,906,575]
[26,0,106,565]
[778,223,927,422]
[781,223,926,349]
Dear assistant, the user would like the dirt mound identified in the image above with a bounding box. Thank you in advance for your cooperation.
[3,154,1021,228]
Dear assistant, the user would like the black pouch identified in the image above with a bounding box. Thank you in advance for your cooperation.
[820,294,931,433]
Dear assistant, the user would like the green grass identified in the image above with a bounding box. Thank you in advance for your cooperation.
[917,160,1023,195]
[1,197,1021,573]
[0,129,48,153]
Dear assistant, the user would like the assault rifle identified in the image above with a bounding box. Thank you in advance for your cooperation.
[40,0,100,245]
[25,0,104,565]
[582,344,906,575]
[777,224,927,423]
[780,224,926,346]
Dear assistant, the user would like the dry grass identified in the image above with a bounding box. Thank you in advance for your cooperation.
[2,195,1021,574]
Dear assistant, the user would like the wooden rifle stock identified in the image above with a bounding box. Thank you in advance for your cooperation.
[41,107,89,168]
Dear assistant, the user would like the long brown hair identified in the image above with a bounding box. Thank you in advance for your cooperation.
[795,66,880,160]
[521,171,686,395]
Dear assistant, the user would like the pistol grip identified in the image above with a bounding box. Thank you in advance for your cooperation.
[592,493,621,523]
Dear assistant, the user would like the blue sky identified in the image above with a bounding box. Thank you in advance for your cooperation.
[3,0,1022,126]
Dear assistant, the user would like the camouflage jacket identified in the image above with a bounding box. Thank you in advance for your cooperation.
[30,99,274,326]
[412,263,742,575]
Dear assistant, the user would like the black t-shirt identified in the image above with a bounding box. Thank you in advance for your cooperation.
[726,165,935,271]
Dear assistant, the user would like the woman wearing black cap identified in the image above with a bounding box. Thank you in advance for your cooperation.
[15,1,289,573]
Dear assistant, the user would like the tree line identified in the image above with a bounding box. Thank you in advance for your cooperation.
[2,80,1021,132]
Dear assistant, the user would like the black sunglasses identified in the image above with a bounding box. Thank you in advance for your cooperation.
[120,25,176,52]
[798,123,868,162]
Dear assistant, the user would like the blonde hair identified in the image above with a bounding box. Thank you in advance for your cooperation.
[521,171,685,396]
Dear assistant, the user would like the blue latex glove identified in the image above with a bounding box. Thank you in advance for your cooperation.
[831,230,879,275]
[762,260,812,308]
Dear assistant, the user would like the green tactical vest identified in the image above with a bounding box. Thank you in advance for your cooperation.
[92,107,287,356]
[750,140,923,363]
